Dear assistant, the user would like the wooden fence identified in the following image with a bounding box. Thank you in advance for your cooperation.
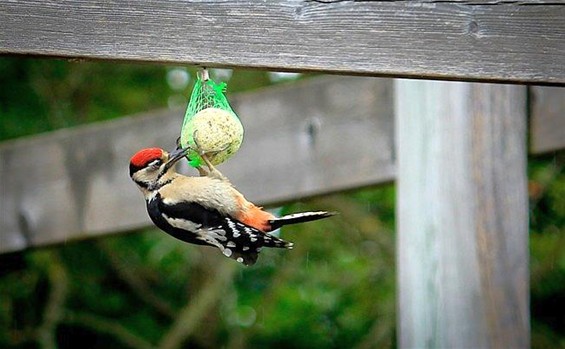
[1,1,564,348]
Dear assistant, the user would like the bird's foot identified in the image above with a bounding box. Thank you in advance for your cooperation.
[192,130,229,181]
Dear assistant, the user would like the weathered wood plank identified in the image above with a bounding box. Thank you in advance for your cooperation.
[396,80,529,348]
[530,86,565,154]
[0,1,563,84]
[0,76,395,254]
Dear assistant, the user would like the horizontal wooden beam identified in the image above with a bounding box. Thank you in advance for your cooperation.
[0,1,563,84]
[0,76,395,254]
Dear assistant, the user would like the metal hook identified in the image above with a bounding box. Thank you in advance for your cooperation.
[197,67,209,81]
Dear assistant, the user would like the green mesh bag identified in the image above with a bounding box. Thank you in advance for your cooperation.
[180,71,243,168]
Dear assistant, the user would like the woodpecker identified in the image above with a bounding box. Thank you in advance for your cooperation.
[129,147,335,265]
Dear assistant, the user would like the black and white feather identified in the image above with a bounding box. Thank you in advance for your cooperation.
[147,193,292,265]
[269,211,335,231]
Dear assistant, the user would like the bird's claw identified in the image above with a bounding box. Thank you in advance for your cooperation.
[192,131,229,181]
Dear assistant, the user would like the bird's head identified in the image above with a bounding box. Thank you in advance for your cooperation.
[129,147,187,193]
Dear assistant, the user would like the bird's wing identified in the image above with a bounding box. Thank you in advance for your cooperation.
[153,197,292,265]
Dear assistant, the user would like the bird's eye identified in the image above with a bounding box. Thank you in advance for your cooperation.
[148,159,162,168]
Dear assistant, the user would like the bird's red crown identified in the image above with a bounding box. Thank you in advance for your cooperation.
[130,148,164,167]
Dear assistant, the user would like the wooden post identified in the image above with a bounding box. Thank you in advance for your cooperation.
[395,80,529,348]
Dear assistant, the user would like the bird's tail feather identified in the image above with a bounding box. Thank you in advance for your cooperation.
[269,211,335,231]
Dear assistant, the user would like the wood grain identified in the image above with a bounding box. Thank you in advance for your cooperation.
[530,86,565,154]
[0,76,395,253]
[0,1,563,84]
[396,80,529,348]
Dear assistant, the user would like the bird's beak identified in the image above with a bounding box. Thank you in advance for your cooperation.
[164,147,188,171]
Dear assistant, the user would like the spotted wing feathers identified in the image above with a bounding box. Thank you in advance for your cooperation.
[149,195,292,266]
[197,218,293,266]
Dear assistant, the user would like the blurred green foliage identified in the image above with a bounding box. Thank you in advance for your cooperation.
[0,57,563,349]
[529,154,565,349]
